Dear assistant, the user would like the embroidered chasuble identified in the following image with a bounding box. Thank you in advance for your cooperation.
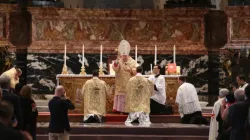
[125,76,154,113]
[1,67,19,88]
[82,78,107,116]
[113,57,137,95]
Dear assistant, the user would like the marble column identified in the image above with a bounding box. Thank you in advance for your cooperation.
[9,10,32,85]
[204,10,227,105]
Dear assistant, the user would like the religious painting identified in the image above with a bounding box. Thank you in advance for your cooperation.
[230,18,250,41]
[124,20,162,41]
[34,19,78,41]
[34,19,113,41]
[161,20,201,42]
[83,20,111,41]
[108,20,126,41]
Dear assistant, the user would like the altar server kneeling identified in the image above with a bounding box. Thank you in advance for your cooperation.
[176,76,209,125]
[125,66,154,125]
[82,70,108,123]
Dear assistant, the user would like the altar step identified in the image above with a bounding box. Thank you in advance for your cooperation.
[37,134,208,140]
[36,123,209,140]
[37,112,212,123]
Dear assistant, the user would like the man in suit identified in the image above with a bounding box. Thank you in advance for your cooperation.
[225,84,250,140]
[49,85,75,140]
[0,100,31,140]
[0,75,23,129]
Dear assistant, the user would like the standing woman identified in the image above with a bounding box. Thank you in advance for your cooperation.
[20,85,38,140]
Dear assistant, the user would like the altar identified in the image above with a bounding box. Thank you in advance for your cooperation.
[56,74,180,112]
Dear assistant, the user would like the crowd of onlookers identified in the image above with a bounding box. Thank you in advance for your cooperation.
[209,75,250,140]
[0,74,38,140]
[0,66,75,140]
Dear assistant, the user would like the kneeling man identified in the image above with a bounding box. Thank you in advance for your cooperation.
[176,76,208,125]
[82,70,107,123]
[125,66,153,125]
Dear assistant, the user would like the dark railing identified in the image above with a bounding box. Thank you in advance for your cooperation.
[164,0,215,8]
[228,0,250,6]
[30,1,64,8]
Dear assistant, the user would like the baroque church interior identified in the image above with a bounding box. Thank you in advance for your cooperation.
[0,0,250,140]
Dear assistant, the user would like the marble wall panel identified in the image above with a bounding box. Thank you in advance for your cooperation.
[27,53,224,95]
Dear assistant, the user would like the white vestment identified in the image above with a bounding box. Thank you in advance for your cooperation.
[148,75,166,105]
[209,98,224,140]
[240,83,248,90]
[175,82,201,118]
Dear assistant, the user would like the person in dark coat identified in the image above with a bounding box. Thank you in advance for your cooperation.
[20,85,38,140]
[225,84,250,140]
[0,75,23,129]
[0,100,32,140]
[48,85,75,140]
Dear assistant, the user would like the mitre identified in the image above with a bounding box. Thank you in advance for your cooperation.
[118,40,130,55]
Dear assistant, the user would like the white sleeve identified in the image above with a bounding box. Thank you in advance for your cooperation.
[148,76,155,84]
[175,88,183,105]
[155,76,165,92]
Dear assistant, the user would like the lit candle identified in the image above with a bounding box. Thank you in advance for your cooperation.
[154,45,157,65]
[173,45,176,64]
[135,45,137,62]
[100,45,103,67]
[82,44,84,66]
[64,44,67,65]
[150,64,153,74]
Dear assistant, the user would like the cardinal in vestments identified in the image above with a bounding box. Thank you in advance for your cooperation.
[1,67,22,89]
[112,40,138,113]
[209,88,229,140]
[82,70,108,123]
[125,66,154,125]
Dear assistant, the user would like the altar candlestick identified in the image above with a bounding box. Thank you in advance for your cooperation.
[154,45,157,65]
[135,45,137,62]
[82,44,85,66]
[64,44,67,65]
[100,45,103,67]
[150,64,153,74]
[173,45,176,64]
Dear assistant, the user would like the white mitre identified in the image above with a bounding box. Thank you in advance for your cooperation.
[118,40,130,55]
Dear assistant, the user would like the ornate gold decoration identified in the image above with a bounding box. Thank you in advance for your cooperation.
[165,78,179,112]
[99,64,104,75]
[61,64,68,74]
[80,65,86,75]
[223,59,232,76]
[58,75,179,113]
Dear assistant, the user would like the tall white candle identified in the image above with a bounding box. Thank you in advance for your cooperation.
[100,45,103,67]
[64,44,67,65]
[150,64,153,74]
[154,45,157,65]
[135,45,137,62]
[173,45,176,64]
[82,44,84,66]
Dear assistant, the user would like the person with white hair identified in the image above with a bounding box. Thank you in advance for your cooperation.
[48,86,75,140]
[112,40,138,113]
[234,88,245,102]
[209,88,229,140]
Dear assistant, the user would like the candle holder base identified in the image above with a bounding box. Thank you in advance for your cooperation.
[61,64,68,74]
[80,66,86,75]
[99,67,104,75]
